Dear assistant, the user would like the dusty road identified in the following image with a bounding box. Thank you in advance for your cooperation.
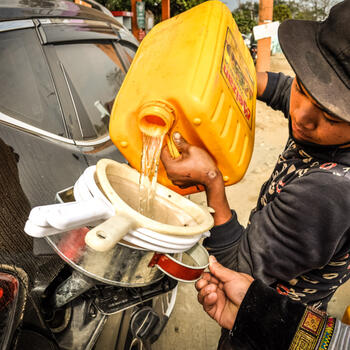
[152,54,349,350]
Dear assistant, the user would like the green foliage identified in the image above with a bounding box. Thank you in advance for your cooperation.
[102,0,206,21]
[104,0,130,11]
[171,0,207,15]
[97,0,340,28]
[232,3,258,34]
[274,0,340,21]
[273,3,292,22]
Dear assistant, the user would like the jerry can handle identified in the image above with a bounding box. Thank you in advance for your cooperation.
[165,134,181,159]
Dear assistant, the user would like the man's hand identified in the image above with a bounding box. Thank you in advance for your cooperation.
[160,132,221,188]
[161,133,232,225]
[195,256,254,330]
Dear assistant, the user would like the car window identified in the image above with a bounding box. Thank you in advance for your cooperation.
[54,42,127,140]
[0,28,66,136]
[119,41,137,65]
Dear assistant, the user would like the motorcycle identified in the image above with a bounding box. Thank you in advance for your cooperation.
[250,44,257,65]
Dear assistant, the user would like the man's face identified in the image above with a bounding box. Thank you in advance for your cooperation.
[289,78,350,146]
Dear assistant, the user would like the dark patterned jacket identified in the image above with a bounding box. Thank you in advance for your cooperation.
[204,72,350,310]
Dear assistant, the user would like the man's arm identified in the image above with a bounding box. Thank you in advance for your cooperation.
[256,71,268,97]
[258,72,293,116]
[161,72,294,272]
[203,72,295,272]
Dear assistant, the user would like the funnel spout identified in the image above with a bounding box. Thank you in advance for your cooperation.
[138,101,175,137]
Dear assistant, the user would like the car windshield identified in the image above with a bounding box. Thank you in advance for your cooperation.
[55,42,127,139]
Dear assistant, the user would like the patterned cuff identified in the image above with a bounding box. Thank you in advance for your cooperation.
[317,317,336,350]
[289,308,330,350]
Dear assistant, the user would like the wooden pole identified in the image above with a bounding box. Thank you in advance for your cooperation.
[131,0,138,38]
[161,0,170,21]
[256,0,273,72]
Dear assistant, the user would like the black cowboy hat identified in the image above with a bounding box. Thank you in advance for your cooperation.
[278,0,350,122]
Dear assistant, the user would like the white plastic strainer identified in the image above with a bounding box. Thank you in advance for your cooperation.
[84,159,214,252]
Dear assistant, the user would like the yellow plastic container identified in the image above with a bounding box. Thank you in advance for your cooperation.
[109,0,257,194]
[342,305,350,325]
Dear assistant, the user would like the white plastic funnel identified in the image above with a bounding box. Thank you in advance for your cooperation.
[85,159,214,252]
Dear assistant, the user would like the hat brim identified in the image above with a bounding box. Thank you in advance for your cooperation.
[278,19,350,122]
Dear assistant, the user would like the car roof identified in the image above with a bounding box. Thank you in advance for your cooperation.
[0,0,119,26]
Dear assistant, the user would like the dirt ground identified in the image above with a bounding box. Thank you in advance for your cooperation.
[152,53,350,350]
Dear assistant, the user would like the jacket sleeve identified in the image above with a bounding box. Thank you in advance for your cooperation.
[203,211,244,269]
[230,280,329,350]
[258,72,293,118]
[205,171,350,284]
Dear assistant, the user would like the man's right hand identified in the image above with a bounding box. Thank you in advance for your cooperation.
[160,132,221,189]
[161,133,232,225]
[196,256,254,330]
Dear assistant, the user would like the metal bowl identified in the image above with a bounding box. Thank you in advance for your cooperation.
[45,187,166,287]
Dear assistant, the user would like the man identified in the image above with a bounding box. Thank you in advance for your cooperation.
[196,255,350,350]
[161,0,350,312]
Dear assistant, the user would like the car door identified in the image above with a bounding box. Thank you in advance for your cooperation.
[0,20,91,208]
[0,19,91,315]
[40,18,138,166]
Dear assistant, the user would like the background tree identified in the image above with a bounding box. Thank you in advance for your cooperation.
[102,0,206,22]
[232,2,258,34]
[171,0,206,15]
[273,2,292,22]
[96,0,343,27]
[284,0,341,20]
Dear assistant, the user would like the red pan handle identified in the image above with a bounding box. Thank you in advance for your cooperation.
[149,243,209,282]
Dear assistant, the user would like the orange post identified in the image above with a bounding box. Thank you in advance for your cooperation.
[161,0,170,21]
[131,0,139,39]
[256,0,273,72]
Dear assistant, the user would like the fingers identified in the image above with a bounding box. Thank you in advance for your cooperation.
[207,256,254,308]
[172,132,190,153]
[195,277,208,292]
[195,272,220,291]
[202,292,218,313]
[208,256,254,285]
[160,144,174,165]
[161,132,189,163]
[196,272,220,307]
[161,132,189,159]
[208,256,240,284]
[197,283,218,306]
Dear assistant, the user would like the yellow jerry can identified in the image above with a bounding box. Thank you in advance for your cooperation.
[342,305,350,325]
[109,0,257,194]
